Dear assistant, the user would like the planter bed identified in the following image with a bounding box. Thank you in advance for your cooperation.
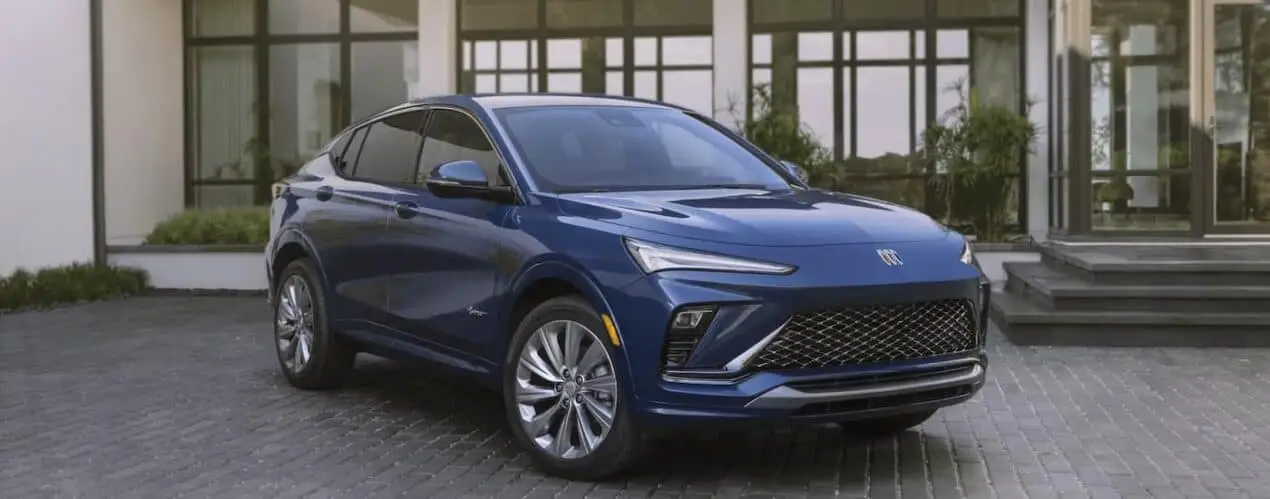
[107,245,265,293]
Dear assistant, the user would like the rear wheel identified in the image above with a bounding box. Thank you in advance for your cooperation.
[503,296,644,480]
[840,410,936,437]
[273,258,354,390]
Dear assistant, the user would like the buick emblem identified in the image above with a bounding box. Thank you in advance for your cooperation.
[877,248,904,267]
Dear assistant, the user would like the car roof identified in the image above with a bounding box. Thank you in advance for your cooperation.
[409,93,690,112]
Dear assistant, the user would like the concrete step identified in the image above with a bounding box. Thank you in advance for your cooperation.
[1038,244,1270,286]
[1003,261,1270,314]
[989,290,1270,347]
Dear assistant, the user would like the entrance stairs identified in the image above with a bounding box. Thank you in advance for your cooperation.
[989,241,1270,346]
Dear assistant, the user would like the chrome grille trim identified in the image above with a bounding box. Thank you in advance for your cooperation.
[749,299,979,370]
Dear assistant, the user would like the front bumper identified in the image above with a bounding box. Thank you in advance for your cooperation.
[607,257,992,430]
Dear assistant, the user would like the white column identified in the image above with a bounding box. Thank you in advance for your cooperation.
[1025,0,1051,240]
[417,0,457,97]
[712,0,748,128]
[0,0,95,273]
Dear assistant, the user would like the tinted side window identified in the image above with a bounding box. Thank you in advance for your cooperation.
[417,109,506,186]
[350,110,426,184]
[335,127,368,176]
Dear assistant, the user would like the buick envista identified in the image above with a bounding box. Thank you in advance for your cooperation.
[265,94,991,480]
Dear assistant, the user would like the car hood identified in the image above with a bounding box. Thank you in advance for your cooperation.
[552,188,950,246]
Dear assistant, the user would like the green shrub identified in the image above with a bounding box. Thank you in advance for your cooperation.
[0,263,150,313]
[144,207,270,246]
[734,83,838,186]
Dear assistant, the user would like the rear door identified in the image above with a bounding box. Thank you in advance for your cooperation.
[306,109,428,325]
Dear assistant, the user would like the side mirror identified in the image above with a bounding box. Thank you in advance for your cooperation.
[425,160,515,202]
[779,160,809,183]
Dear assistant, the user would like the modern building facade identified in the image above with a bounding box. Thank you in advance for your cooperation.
[1,0,1265,276]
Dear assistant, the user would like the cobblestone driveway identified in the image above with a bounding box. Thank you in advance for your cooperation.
[2,296,1269,499]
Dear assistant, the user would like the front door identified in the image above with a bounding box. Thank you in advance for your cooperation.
[1199,0,1270,234]
[385,107,516,358]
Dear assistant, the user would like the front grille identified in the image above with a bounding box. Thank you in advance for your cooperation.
[749,299,979,370]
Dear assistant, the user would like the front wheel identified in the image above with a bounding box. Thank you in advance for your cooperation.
[502,296,644,480]
[273,258,354,390]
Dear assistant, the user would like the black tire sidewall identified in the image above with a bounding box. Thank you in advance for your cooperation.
[502,295,640,480]
[273,258,350,388]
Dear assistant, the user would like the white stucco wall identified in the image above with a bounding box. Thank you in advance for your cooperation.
[712,0,747,127]
[101,0,184,245]
[1026,0,1051,241]
[417,0,456,97]
[0,0,95,275]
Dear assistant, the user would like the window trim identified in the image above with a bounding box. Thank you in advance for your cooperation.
[327,106,430,187]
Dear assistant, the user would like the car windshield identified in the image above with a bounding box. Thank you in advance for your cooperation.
[493,105,792,193]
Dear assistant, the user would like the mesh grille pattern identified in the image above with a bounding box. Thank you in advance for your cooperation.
[750,299,978,370]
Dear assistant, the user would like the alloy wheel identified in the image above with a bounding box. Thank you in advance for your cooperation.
[276,275,316,373]
[514,319,618,460]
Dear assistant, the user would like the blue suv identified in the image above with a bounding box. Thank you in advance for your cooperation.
[265,94,990,480]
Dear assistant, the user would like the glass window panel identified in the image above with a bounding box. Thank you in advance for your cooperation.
[935,65,968,121]
[474,41,498,70]
[463,41,473,71]
[797,68,834,150]
[937,30,969,58]
[662,70,714,115]
[191,0,254,37]
[915,30,925,59]
[842,33,852,60]
[857,31,910,60]
[914,66,927,147]
[1213,3,1270,226]
[1092,173,1191,230]
[352,41,416,121]
[351,0,418,32]
[500,73,531,92]
[841,0,925,21]
[799,32,834,62]
[936,0,1020,18]
[844,177,928,211]
[752,69,773,120]
[460,0,538,30]
[500,41,530,70]
[634,0,712,26]
[194,184,255,208]
[839,68,852,154]
[634,71,657,99]
[634,37,658,66]
[663,36,713,66]
[605,71,624,95]
[1089,0,1191,231]
[753,34,773,65]
[354,111,426,184]
[476,74,497,93]
[547,73,582,92]
[546,0,623,28]
[750,0,833,24]
[547,39,583,70]
[606,38,623,68]
[191,46,257,181]
[268,0,339,34]
[270,44,342,177]
[856,67,911,158]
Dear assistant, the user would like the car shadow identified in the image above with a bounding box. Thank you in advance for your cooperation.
[330,355,962,489]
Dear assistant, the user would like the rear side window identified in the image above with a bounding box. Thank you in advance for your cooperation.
[332,127,367,176]
[348,110,427,184]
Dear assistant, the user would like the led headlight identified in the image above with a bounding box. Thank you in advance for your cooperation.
[959,239,975,265]
[624,238,795,275]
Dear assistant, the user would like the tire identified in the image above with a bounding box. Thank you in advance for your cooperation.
[502,295,644,480]
[272,258,355,390]
[840,409,936,437]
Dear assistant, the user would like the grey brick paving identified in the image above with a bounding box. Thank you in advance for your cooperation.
[3,296,1270,499]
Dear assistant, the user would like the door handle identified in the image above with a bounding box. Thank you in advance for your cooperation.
[315,185,334,201]
[394,201,419,219]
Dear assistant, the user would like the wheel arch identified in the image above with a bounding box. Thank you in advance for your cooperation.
[501,260,626,359]
[270,230,327,296]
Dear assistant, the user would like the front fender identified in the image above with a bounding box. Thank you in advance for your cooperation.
[502,259,641,399]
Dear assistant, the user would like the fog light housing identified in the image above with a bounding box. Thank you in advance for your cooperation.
[662,306,716,369]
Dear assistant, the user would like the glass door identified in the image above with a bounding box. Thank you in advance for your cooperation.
[1201,0,1270,233]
